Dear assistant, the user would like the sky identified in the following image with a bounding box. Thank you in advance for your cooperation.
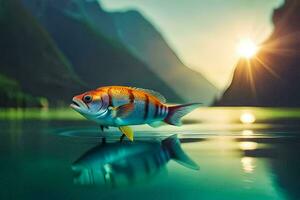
[101,0,283,89]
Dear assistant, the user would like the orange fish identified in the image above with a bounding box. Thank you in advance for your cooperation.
[70,86,201,141]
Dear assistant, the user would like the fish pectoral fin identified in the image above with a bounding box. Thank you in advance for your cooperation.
[119,126,134,141]
[114,103,134,118]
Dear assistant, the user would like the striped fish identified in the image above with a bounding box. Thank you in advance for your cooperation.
[70,86,201,141]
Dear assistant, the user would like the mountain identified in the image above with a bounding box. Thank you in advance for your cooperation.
[73,0,218,104]
[22,0,218,104]
[21,0,182,102]
[0,0,85,106]
[217,0,300,107]
[111,10,218,104]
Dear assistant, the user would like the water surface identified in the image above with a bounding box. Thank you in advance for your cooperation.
[1,107,300,200]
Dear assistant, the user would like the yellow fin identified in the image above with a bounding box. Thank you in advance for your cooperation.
[119,126,134,141]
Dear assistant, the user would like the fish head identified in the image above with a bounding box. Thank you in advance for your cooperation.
[70,89,109,119]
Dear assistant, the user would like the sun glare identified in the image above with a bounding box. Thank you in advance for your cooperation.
[236,39,259,59]
[240,112,256,124]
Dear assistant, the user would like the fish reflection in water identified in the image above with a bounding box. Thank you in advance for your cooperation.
[71,135,199,187]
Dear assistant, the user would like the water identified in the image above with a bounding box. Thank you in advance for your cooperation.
[1,107,300,200]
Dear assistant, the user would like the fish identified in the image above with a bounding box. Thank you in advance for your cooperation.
[71,135,199,187]
[70,86,201,141]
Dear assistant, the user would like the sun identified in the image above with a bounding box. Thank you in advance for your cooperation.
[240,112,256,124]
[236,39,259,59]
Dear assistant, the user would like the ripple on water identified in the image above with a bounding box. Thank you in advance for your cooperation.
[49,126,300,142]
[51,127,179,141]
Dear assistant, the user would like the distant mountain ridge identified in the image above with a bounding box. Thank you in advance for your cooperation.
[21,0,183,102]
[22,0,218,105]
[217,0,300,107]
[80,1,218,104]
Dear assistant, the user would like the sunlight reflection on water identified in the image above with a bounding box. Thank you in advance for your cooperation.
[240,112,256,124]
[241,157,256,173]
[239,142,258,150]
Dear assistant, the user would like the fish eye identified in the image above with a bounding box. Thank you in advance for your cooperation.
[83,95,93,103]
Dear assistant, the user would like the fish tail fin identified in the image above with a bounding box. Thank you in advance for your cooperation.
[164,103,201,126]
[162,135,199,170]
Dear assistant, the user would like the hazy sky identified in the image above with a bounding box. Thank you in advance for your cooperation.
[101,0,283,89]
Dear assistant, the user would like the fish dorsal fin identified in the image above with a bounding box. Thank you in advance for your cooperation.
[133,87,166,103]
[119,126,134,141]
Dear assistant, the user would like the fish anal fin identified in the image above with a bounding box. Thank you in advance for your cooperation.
[132,87,166,103]
[115,103,134,118]
[119,126,134,141]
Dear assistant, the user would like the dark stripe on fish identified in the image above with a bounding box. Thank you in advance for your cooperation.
[144,94,149,120]
[108,88,113,106]
[128,89,135,103]
[154,102,159,118]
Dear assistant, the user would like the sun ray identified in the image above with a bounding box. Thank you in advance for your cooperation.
[246,59,256,96]
[261,33,300,56]
[254,55,280,79]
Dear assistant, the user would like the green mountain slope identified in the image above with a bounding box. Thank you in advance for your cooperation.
[0,74,43,107]
[51,0,219,104]
[0,0,86,106]
[58,0,219,105]
[21,0,182,102]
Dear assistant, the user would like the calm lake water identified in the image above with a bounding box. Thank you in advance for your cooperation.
[1,107,300,200]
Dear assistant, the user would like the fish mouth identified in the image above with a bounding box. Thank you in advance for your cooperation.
[70,98,88,112]
[71,100,80,108]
